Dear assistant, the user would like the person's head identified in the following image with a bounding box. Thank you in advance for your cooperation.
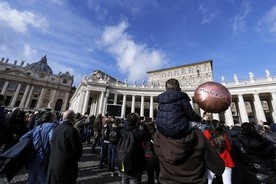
[145,122,156,135]
[269,123,276,132]
[126,113,140,127]
[75,113,82,120]
[63,110,75,124]
[41,111,55,123]
[240,122,259,137]
[165,78,181,91]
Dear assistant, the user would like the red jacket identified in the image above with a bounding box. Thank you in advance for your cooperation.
[203,130,235,168]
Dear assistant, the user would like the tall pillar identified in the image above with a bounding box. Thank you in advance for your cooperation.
[270,92,276,122]
[62,92,70,112]
[149,96,154,119]
[97,91,104,115]
[121,94,126,118]
[82,90,90,115]
[10,83,22,107]
[189,95,194,108]
[1,81,9,95]
[131,95,136,113]
[19,84,30,108]
[113,93,118,105]
[224,107,234,127]
[77,90,85,114]
[212,113,220,121]
[253,92,267,123]
[140,95,145,117]
[89,96,96,115]
[49,89,57,109]
[200,109,205,116]
[91,95,98,115]
[25,86,34,108]
[102,90,109,115]
[237,94,249,123]
[36,87,46,109]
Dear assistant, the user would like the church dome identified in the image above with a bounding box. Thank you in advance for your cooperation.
[26,55,53,74]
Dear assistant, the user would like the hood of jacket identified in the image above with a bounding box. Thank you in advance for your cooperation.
[158,90,190,104]
[154,130,196,164]
[237,134,269,152]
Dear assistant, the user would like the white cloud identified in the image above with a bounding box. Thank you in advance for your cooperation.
[231,1,252,33]
[257,5,276,34]
[100,21,167,82]
[0,2,49,33]
[23,44,37,58]
[198,3,217,24]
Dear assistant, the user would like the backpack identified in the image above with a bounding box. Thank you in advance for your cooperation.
[108,131,120,145]
[116,130,139,174]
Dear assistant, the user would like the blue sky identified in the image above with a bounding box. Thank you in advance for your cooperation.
[1,0,276,87]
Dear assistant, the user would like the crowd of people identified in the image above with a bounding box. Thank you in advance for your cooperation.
[0,76,276,184]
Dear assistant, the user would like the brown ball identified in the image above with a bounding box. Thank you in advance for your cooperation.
[194,81,232,113]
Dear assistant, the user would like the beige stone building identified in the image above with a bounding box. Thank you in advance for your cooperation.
[69,59,276,127]
[0,56,74,112]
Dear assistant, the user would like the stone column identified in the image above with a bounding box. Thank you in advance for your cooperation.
[237,94,249,123]
[25,86,34,108]
[49,89,57,109]
[270,92,276,122]
[149,96,154,119]
[140,95,145,117]
[62,92,70,112]
[97,91,104,115]
[10,83,22,107]
[82,90,90,115]
[131,95,136,113]
[102,90,109,115]
[121,94,127,118]
[253,92,267,123]
[189,95,194,108]
[77,90,85,114]
[91,96,98,115]
[113,93,118,104]
[19,84,30,108]
[0,81,9,95]
[224,107,234,127]
[36,87,46,109]
[212,113,220,121]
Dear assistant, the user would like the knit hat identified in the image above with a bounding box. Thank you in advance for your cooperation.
[270,123,276,132]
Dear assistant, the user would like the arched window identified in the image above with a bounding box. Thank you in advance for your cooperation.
[30,99,37,109]
[54,99,63,111]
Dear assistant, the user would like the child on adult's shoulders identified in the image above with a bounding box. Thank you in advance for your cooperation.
[156,78,203,139]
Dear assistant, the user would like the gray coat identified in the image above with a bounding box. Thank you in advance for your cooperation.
[46,121,83,184]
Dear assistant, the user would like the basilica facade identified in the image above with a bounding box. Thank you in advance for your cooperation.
[0,56,74,112]
[69,59,276,127]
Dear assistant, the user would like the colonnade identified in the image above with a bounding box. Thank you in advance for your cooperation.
[1,80,69,111]
[69,84,276,127]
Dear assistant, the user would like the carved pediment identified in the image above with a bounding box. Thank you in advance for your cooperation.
[1,69,32,79]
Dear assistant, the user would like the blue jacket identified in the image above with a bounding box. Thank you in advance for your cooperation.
[20,122,59,157]
[156,90,202,138]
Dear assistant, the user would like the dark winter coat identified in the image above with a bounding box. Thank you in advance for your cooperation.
[156,90,202,138]
[231,133,276,184]
[154,130,225,184]
[46,121,83,184]
[123,123,151,174]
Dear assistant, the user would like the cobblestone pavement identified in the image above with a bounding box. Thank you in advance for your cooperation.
[0,143,149,184]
